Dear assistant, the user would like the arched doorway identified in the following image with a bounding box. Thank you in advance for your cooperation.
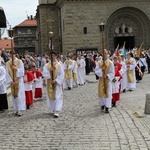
[106,7,150,51]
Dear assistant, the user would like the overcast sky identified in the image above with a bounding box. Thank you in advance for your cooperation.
[1,0,38,37]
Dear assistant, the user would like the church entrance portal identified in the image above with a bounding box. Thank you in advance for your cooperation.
[114,36,135,50]
[106,7,150,51]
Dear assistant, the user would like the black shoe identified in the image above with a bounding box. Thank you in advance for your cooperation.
[105,107,109,113]
[26,105,30,109]
[112,102,116,107]
[101,106,105,111]
[0,109,5,113]
[68,87,71,90]
[123,89,126,93]
[129,89,133,92]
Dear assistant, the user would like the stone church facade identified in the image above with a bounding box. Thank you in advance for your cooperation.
[36,0,150,54]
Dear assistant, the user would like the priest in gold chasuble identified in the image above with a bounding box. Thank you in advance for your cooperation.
[64,55,74,90]
[6,51,26,116]
[125,52,136,91]
[95,50,115,113]
[43,52,64,117]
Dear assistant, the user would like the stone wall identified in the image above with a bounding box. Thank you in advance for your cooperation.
[60,0,150,53]
[37,0,150,54]
[37,4,60,54]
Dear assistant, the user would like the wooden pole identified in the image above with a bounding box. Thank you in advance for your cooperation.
[50,36,53,81]
[49,31,54,81]
[101,31,106,95]
[10,29,15,97]
[102,31,105,61]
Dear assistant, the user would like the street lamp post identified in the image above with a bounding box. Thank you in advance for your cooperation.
[49,31,54,80]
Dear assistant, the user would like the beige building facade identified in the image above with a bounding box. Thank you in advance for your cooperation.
[37,0,150,54]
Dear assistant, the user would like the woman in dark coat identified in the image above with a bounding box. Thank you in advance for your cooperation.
[84,54,90,75]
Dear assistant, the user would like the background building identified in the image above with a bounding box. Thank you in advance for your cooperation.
[13,16,37,55]
[0,38,13,52]
[37,0,150,54]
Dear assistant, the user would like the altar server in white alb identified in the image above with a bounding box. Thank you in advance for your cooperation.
[32,65,43,100]
[43,52,64,118]
[0,61,8,112]
[76,54,86,85]
[6,51,26,116]
[118,55,127,92]
[72,57,78,87]
[64,55,74,90]
[95,49,115,113]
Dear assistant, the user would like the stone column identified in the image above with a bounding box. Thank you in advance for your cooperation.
[144,93,150,114]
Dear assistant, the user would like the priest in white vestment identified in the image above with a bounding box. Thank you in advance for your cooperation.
[43,52,64,117]
[0,62,9,112]
[77,55,86,85]
[119,55,127,92]
[125,53,136,91]
[95,49,115,113]
[6,51,26,116]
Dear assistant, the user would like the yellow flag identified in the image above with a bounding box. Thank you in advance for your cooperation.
[137,42,144,57]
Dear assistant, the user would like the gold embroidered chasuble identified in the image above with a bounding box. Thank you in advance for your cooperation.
[98,60,111,98]
[72,60,77,82]
[125,58,134,83]
[65,60,73,79]
[7,59,20,97]
[47,62,61,100]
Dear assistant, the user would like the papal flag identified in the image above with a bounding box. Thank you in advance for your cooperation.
[121,41,126,59]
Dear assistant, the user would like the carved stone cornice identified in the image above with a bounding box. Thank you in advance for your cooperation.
[56,0,150,7]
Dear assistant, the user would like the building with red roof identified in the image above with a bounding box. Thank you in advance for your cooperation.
[0,37,14,52]
[13,15,37,54]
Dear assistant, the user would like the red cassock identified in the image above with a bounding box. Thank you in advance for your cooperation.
[25,71,35,105]
[33,69,43,99]
[112,65,122,103]
[116,62,122,71]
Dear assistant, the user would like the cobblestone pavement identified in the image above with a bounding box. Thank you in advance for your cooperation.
[0,73,150,150]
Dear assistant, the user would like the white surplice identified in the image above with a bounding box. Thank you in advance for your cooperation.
[24,74,33,91]
[120,61,127,92]
[6,58,26,112]
[77,58,86,85]
[43,61,64,112]
[112,77,120,94]
[0,66,7,94]
[95,59,115,108]
[33,72,43,89]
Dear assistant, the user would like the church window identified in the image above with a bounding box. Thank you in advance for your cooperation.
[125,27,128,33]
[83,27,87,34]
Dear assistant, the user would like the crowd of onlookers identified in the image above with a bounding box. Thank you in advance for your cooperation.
[1,47,150,76]
[1,47,150,116]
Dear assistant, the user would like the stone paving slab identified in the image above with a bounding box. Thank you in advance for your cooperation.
[0,72,150,150]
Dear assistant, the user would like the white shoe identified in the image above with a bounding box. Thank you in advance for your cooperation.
[34,98,38,101]
[14,111,18,115]
[54,112,59,118]
[17,111,22,116]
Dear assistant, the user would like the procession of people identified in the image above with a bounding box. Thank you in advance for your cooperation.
[0,46,150,117]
